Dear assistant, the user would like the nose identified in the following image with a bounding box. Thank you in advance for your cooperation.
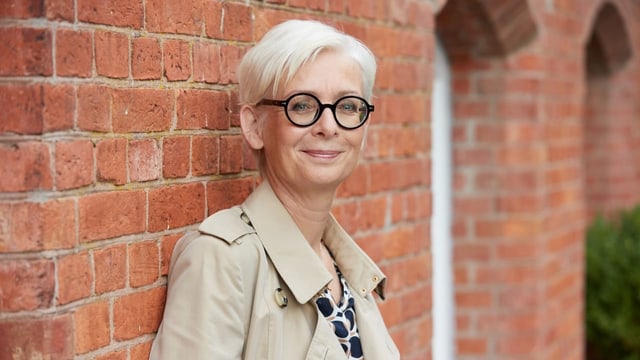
[311,107,339,136]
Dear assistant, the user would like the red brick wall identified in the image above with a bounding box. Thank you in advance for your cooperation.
[438,0,640,359]
[0,1,433,359]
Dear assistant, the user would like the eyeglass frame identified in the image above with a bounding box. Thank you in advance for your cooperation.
[257,92,375,130]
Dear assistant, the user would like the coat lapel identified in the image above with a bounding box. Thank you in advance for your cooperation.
[241,181,331,304]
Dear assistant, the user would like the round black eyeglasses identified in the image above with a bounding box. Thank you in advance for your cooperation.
[258,93,374,130]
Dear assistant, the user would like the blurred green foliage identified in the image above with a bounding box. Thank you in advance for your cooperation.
[586,206,640,360]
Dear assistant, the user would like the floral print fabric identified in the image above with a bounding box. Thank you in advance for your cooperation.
[314,268,364,359]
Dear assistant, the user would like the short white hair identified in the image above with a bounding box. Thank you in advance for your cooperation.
[238,19,377,105]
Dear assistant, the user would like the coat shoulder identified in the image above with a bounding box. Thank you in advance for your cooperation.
[197,206,256,245]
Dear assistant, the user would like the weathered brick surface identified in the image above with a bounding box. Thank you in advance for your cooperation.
[95,31,129,78]
[79,190,146,242]
[57,251,92,304]
[0,27,52,76]
[163,40,191,81]
[0,141,52,192]
[162,136,190,178]
[56,29,92,77]
[0,84,44,135]
[96,138,127,185]
[43,84,75,132]
[55,139,95,190]
[132,37,162,80]
[0,315,74,359]
[113,287,165,340]
[148,183,205,232]
[73,301,110,354]
[112,88,173,133]
[77,84,111,132]
[0,259,55,311]
[94,244,127,294]
[176,89,229,130]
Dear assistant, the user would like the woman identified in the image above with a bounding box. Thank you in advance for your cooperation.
[150,19,399,360]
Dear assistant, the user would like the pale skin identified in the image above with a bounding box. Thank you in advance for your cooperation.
[240,50,369,303]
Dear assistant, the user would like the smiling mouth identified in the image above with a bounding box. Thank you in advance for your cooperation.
[302,150,342,158]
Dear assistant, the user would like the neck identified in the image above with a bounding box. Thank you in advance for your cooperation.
[267,177,336,252]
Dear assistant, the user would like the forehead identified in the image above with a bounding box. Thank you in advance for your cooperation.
[280,51,363,97]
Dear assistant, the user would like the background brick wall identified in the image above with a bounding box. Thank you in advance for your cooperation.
[438,0,640,359]
[0,1,433,359]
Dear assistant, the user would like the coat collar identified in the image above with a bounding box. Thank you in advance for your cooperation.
[241,181,386,304]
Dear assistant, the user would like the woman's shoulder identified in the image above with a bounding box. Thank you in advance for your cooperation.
[170,206,260,266]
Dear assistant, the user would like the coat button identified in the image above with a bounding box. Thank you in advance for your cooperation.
[360,288,367,294]
[274,288,288,308]
[372,275,379,282]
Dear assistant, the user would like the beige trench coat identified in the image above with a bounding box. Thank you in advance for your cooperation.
[150,181,400,360]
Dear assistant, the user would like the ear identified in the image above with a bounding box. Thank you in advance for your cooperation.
[240,105,264,150]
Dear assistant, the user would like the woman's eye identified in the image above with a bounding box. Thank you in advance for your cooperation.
[291,101,315,112]
[338,101,358,113]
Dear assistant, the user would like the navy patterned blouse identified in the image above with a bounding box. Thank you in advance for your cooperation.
[314,267,364,359]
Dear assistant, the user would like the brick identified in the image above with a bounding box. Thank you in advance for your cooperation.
[203,1,223,39]
[0,84,44,135]
[1,199,75,252]
[176,89,229,130]
[113,287,166,340]
[160,234,181,275]
[206,177,254,214]
[0,0,43,18]
[229,90,241,127]
[112,88,173,133]
[221,2,252,41]
[148,183,205,232]
[454,242,490,262]
[220,45,243,84]
[78,190,146,242]
[55,139,95,190]
[0,141,52,192]
[56,29,92,77]
[193,41,220,83]
[77,0,143,28]
[0,27,52,76]
[132,37,162,80]
[96,350,127,360]
[77,84,111,132]
[131,342,153,360]
[359,196,388,231]
[43,84,75,132]
[45,0,74,21]
[129,240,159,288]
[146,0,204,35]
[57,251,92,304]
[191,135,219,176]
[163,39,191,81]
[0,259,54,312]
[456,289,493,308]
[162,136,190,178]
[94,244,127,294]
[457,337,488,355]
[95,31,129,78]
[0,315,73,359]
[74,301,110,354]
[219,135,243,174]
[129,139,160,182]
[96,138,127,185]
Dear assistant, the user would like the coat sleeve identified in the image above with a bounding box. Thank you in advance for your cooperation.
[149,232,247,360]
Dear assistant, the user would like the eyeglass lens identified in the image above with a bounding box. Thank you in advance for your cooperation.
[286,94,369,128]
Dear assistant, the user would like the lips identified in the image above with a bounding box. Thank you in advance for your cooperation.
[302,150,342,158]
